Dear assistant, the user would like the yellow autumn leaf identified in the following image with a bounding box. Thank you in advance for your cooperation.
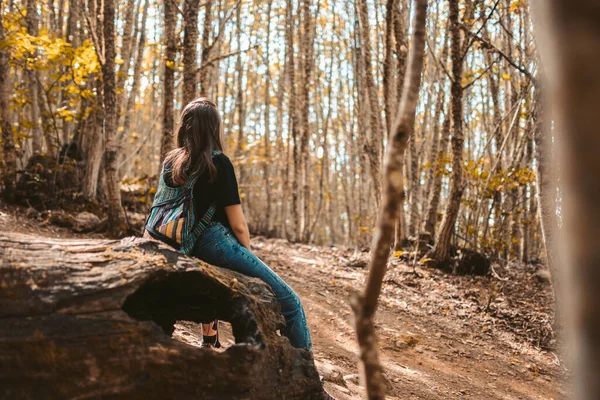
[393,250,404,258]
[501,73,511,80]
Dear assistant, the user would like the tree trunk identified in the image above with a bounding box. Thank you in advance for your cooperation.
[0,233,324,399]
[531,1,600,397]
[428,0,464,266]
[530,88,559,291]
[115,0,139,127]
[352,1,428,398]
[300,0,315,242]
[66,0,81,47]
[262,0,273,234]
[83,79,104,200]
[383,0,397,137]
[182,0,201,104]
[198,0,214,96]
[101,0,125,236]
[356,0,383,206]
[391,0,409,248]
[121,0,150,143]
[160,0,177,167]
[0,4,17,202]
[286,0,301,242]
[423,117,450,237]
[25,0,43,155]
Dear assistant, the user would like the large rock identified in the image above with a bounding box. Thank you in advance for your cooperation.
[0,233,324,399]
[72,211,101,233]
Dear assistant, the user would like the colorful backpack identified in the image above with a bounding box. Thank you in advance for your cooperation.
[143,152,219,255]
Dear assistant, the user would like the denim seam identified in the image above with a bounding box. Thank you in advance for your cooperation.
[194,238,218,253]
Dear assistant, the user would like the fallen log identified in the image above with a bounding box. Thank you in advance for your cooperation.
[0,233,324,399]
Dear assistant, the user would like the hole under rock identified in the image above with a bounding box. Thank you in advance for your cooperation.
[122,270,260,347]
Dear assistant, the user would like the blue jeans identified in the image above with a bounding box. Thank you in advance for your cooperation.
[192,222,312,349]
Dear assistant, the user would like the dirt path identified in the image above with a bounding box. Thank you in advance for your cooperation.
[0,207,567,399]
[250,238,566,400]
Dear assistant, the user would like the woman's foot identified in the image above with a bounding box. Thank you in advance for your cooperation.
[202,334,218,348]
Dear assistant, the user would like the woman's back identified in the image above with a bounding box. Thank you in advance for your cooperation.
[163,153,241,229]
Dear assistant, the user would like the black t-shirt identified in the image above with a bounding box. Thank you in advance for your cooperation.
[163,153,241,227]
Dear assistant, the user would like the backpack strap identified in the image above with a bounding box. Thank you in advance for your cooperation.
[178,150,222,255]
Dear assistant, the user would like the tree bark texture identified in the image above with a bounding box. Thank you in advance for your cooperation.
[356,0,383,206]
[102,0,125,235]
[115,0,139,127]
[429,0,464,265]
[531,86,559,296]
[0,233,324,400]
[262,0,274,234]
[198,0,214,96]
[183,0,201,104]
[383,0,397,137]
[286,0,301,242]
[0,5,17,202]
[121,0,150,142]
[160,0,177,167]
[352,1,428,398]
[25,0,43,155]
[82,83,104,200]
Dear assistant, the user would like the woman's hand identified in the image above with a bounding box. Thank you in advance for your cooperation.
[224,204,251,249]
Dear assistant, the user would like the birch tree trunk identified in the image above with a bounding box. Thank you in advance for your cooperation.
[352,1,428,398]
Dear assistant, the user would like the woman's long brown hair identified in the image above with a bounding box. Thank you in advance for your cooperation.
[164,98,224,185]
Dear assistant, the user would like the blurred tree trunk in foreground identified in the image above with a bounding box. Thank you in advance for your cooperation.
[531,0,600,398]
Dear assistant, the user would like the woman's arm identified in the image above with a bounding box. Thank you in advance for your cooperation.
[225,204,251,249]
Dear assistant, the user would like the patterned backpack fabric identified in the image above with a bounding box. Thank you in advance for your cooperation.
[143,152,219,255]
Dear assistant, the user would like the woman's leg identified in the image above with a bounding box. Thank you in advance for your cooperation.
[193,223,312,349]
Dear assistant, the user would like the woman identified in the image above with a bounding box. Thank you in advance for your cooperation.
[161,98,312,350]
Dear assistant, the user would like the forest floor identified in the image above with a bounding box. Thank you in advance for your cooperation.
[0,204,567,400]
